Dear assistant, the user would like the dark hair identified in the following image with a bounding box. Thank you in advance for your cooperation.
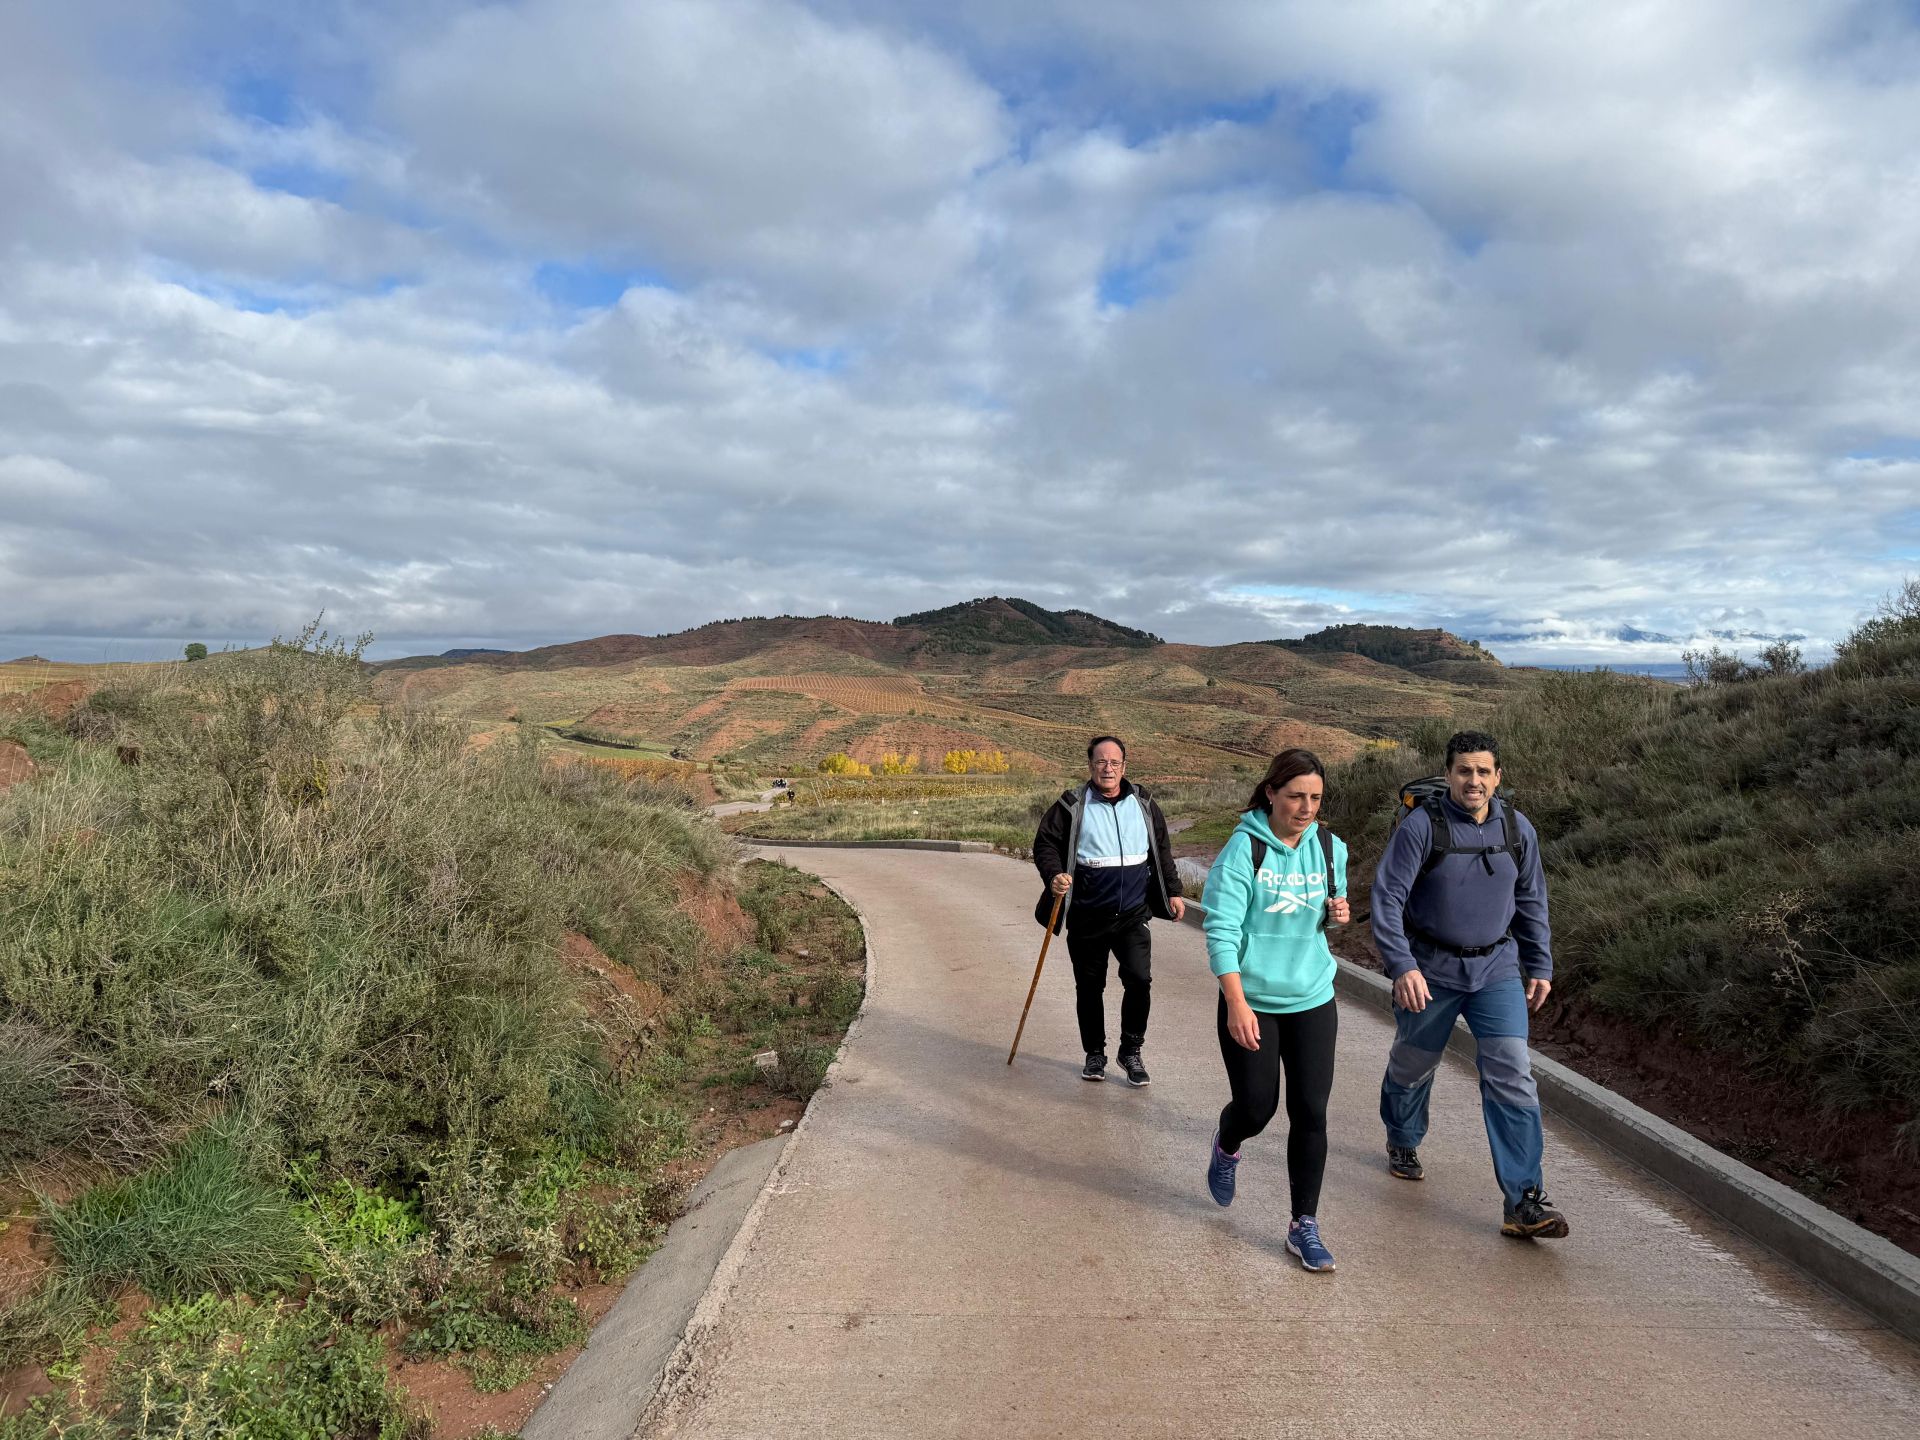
[1445,730,1501,769]
[1087,735,1127,761]
[1242,748,1325,814]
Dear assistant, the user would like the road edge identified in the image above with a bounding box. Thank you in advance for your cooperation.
[632,850,883,1435]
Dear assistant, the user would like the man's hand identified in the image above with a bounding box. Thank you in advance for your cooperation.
[1392,970,1432,1013]
[1049,872,1072,897]
[1525,977,1552,1012]
[1226,997,1261,1051]
[1168,896,1186,921]
[1327,895,1351,925]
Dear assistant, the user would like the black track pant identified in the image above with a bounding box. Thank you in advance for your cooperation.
[1065,905,1151,1054]
[1216,995,1338,1219]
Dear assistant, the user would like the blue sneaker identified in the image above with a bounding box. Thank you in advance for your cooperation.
[1206,1131,1239,1206]
[1286,1215,1336,1273]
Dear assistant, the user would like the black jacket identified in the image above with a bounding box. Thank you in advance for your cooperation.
[1032,780,1183,932]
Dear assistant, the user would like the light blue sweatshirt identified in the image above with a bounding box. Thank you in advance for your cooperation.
[1201,810,1347,1015]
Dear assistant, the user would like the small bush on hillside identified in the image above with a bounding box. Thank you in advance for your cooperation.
[1835,577,1920,669]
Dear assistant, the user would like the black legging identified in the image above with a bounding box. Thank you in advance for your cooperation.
[1216,994,1338,1219]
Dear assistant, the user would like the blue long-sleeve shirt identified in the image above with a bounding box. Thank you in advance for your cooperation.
[1371,796,1553,990]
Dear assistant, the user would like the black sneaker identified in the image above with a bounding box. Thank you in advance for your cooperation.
[1116,1050,1150,1087]
[1082,1052,1108,1082]
[1501,1185,1570,1239]
[1387,1146,1424,1182]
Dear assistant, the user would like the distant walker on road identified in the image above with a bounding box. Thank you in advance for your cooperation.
[1032,735,1185,1086]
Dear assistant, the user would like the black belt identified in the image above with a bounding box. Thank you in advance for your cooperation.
[1410,924,1510,959]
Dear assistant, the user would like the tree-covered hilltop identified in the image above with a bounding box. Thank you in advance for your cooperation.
[1268,623,1500,670]
[892,596,1162,652]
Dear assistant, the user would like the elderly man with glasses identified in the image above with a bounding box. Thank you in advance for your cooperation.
[1032,736,1186,1084]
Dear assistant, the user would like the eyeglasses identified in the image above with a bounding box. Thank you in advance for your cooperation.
[1092,759,1124,769]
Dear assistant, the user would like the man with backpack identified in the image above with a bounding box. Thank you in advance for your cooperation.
[1032,736,1185,1085]
[1373,730,1568,1239]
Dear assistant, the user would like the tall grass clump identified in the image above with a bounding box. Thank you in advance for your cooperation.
[1324,593,1920,1148]
[44,1123,304,1301]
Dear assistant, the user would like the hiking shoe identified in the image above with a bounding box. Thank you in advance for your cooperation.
[1387,1146,1424,1182]
[1501,1185,1570,1239]
[1082,1052,1108,1082]
[1206,1131,1239,1206]
[1116,1049,1150,1087]
[1286,1215,1336,1273]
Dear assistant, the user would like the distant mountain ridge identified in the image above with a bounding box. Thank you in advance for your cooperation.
[371,598,1522,776]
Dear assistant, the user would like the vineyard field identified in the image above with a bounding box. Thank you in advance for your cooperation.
[728,674,949,715]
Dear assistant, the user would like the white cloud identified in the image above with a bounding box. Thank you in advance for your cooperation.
[0,0,1916,664]
[377,0,1009,315]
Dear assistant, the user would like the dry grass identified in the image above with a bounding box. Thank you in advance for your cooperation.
[0,659,168,695]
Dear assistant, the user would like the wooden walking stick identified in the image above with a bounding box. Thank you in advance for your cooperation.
[1008,889,1066,1065]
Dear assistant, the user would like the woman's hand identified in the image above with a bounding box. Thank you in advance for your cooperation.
[1227,997,1262,1051]
[1327,895,1351,925]
[1049,872,1072,897]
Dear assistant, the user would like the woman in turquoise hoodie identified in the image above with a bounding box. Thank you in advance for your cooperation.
[1200,748,1349,1272]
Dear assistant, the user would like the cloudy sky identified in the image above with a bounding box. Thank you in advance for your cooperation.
[3,1,1917,664]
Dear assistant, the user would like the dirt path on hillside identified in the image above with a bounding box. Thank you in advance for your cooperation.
[648,847,1920,1438]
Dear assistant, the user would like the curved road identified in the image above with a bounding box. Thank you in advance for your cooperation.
[652,847,1920,1438]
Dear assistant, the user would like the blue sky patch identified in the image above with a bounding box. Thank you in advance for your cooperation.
[766,346,849,375]
[535,261,673,311]
[225,72,298,128]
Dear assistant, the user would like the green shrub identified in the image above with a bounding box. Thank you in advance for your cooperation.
[405,1283,587,1392]
[771,1024,837,1099]
[294,1167,432,1326]
[2,1294,426,1438]
[45,1125,303,1301]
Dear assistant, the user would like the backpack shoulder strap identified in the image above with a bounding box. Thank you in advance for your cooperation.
[1498,800,1524,870]
[1317,826,1337,931]
[1247,835,1267,874]
[1416,796,1452,876]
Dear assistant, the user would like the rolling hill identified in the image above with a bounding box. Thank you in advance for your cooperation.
[372,599,1529,775]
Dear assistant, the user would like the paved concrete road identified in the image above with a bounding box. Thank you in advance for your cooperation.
[651,849,1920,1439]
[708,788,782,819]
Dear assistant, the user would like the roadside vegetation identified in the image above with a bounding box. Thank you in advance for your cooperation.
[1323,586,1920,1155]
[0,626,864,1436]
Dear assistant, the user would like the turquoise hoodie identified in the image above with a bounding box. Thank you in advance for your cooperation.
[1200,810,1347,1015]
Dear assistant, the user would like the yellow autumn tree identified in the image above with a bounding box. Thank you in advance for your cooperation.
[942,748,983,774]
[879,752,919,775]
[975,750,1009,774]
[819,752,873,776]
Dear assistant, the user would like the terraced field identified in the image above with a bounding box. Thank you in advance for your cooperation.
[727,674,941,714]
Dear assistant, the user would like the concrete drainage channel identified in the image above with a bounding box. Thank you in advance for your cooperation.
[1172,854,1920,1343]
